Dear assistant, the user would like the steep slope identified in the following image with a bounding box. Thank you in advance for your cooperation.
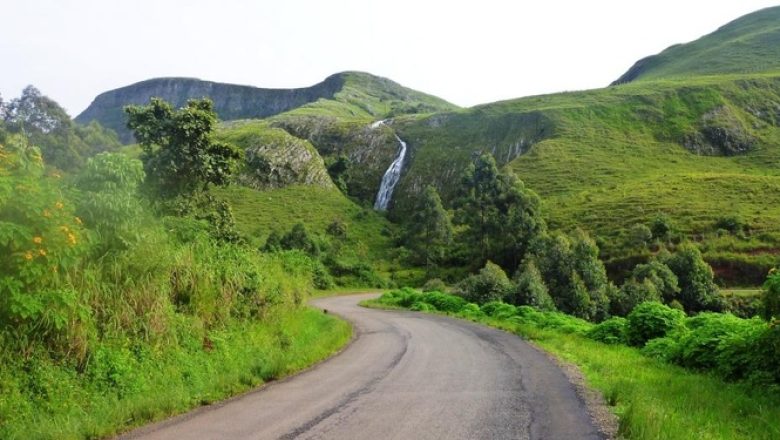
[388,74,780,284]
[77,72,457,142]
[612,6,780,84]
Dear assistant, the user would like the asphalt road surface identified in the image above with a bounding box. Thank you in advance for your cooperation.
[120,293,603,440]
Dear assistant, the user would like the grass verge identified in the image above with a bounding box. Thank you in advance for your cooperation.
[362,298,780,440]
[0,307,351,440]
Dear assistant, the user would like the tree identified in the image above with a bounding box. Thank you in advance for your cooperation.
[630,260,680,303]
[763,269,780,320]
[650,214,673,242]
[530,230,611,320]
[662,244,722,313]
[612,278,662,316]
[455,153,545,271]
[125,98,243,198]
[510,259,556,311]
[456,261,513,304]
[263,230,283,252]
[408,185,453,271]
[280,223,320,256]
[628,223,653,248]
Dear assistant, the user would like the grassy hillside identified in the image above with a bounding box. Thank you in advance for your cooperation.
[388,73,780,284]
[613,6,780,84]
[213,184,396,269]
[78,72,458,142]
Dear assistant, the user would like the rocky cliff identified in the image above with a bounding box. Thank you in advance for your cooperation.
[76,75,345,142]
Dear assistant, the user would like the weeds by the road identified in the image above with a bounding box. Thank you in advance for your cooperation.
[0,308,351,440]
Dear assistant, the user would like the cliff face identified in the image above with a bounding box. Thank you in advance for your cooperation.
[217,121,334,190]
[76,75,344,142]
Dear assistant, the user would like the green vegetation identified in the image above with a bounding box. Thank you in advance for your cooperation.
[367,288,780,439]
[0,98,353,438]
[1,86,121,170]
[613,6,780,84]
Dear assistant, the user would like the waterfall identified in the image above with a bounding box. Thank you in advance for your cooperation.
[372,120,407,211]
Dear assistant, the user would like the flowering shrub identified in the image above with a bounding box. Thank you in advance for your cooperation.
[0,135,89,354]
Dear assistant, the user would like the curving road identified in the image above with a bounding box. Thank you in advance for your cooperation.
[119,293,603,440]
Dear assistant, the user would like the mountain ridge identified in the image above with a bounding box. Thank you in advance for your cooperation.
[76,71,458,142]
[612,6,780,85]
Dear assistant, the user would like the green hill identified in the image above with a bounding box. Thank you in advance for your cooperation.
[612,6,780,84]
[76,71,457,142]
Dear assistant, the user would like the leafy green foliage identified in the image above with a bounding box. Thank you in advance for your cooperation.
[75,152,146,253]
[455,153,545,271]
[587,316,629,345]
[407,185,452,269]
[763,270,780,320]
[663,244,723,313]
[531,230,611,320]
[2,85,121,170]
[125,98,243,198]
[456,261,513,304]
[509,259,556,311]
[626,302,686,346]
[280,223,321,256]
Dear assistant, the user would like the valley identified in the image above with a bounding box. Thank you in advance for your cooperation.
[2,4,780,440]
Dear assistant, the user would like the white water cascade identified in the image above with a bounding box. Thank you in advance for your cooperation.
[372,121,407,211]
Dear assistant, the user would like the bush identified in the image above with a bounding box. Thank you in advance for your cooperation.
[480,301,518,319]
[663,244,723,313]
[421,278,448,293]
[587,317,629,344]
[641,336,680,362]
[626,302,686,346]
[674,313,760,370]
[456,261,513,304]
[509,259,556,311]
[612,279,662,316]
[714,215,746,234]
[420,291,466,313]
[763,270,780,320]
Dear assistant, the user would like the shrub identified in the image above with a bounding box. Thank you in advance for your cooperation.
[456,261,513,304]
[663,244,723,313]
[410,302,435,312]
[674,313,760,370]
[281,223,320,256]
[650,214,673,241]
[420,291,466,313]
[457,303,483,318]
[421,278,448,293]
[642,336,680,362]
[509,259,556,311]
[612,279,662,316]
[480,301,518,319]
[714,215,746,234]
[587,317,629,344]
[763,270,780,320]
[628,223,653,248]
[626,302,686,346]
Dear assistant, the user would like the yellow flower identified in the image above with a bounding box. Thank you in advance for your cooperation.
[24,251,33,261]
[74,217,82,225]
[55,201,64,209]
[60,225,69,233]
[38,249,47,256]
[52,172,61,178]
[32,236,43,245]
[67,233,77,246]
[42,209,51,218]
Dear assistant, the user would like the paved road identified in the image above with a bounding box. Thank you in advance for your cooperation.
[120,294,603,440]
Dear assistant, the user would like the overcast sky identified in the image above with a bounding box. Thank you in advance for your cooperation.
[2,0,778,116]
